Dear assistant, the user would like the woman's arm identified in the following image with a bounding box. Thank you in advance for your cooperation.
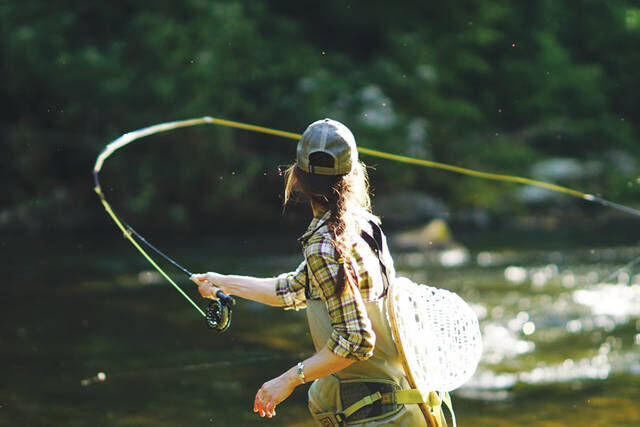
[254,345,354,418]
[191,272,283,307]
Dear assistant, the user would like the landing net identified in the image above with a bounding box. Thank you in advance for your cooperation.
[386,277,482,393]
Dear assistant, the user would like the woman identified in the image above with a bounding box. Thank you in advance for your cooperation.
[192,119,429,425]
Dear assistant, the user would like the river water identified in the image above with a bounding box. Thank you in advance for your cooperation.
[1,226,639,426]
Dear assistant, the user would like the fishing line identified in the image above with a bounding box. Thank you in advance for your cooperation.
[125,225,235,307]
[126,226,194,276]
[94,174,233,330]
[94,116,640,321]
[603,253,640,283]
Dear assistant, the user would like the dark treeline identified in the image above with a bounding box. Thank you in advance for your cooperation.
[2,1,639,233]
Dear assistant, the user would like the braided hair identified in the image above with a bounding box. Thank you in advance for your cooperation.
[284,153,372,296]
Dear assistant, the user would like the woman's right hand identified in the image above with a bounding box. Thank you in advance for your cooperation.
[190,272,226,299]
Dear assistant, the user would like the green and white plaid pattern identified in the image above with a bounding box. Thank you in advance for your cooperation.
[276,210,386,361]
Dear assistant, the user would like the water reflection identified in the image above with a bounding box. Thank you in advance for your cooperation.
[80,371,107,386]
[519,345,612,385]
[394,243,640,414]
[3,235,639,425]
[572,283,640,316]
[481,323,535,364]
[463,345,612,396]
[504,265,527,283]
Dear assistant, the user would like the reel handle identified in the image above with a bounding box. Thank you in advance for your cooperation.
[216,290,236,307]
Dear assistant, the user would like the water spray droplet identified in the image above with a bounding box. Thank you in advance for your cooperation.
[522,321,536,335]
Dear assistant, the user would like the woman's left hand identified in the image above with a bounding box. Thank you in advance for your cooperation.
[253,371,297,418]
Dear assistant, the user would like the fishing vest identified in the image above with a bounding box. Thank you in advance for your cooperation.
[302,218,449,426]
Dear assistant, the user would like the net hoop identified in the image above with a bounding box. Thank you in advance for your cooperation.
[386,277,482,419]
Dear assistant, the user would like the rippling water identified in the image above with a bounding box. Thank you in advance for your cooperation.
[1,230,639,426]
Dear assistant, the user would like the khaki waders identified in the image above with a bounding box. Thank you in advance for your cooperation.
[305,299,448,426]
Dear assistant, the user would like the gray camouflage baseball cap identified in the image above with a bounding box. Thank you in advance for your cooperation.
[296,118,358,175]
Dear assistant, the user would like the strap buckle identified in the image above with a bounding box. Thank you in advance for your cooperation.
[380,392,395,405]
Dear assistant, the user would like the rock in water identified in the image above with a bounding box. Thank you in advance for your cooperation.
[393,219,453,250]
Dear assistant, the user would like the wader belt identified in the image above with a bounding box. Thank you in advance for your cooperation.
[314,378,453,426]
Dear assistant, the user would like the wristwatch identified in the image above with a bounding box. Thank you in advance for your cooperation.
[296,362,305,384]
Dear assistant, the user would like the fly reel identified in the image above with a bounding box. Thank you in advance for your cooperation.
[204,295,234,332]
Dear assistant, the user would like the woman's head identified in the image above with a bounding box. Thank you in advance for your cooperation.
[284,119,372,296]
[296,118,358,176]
[284,118,371,215]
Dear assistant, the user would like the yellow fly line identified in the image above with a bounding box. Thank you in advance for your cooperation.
[95,115,640,212]
[94,187,207,317]
[93,115,640,316]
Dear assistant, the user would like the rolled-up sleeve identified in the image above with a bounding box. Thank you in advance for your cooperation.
[275,260,307,310]
[305,238,376,361]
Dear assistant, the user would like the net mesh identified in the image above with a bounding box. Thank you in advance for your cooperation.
[388,277,482,392]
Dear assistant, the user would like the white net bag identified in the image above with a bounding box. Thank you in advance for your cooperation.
[386,276,482,393]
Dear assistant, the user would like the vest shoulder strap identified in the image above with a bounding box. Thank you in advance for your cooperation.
[360,220,390,293]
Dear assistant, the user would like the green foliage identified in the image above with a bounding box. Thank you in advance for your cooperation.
[1,0,638,231]
[627,8,640,29]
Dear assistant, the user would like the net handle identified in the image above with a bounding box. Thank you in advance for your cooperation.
[386,282,441,426]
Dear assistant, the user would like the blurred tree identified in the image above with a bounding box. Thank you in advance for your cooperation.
[1,0,638,232]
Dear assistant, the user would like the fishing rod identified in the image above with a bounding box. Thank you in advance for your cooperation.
[95,188,234,331]
[124,224,234,308]
[94,116,640,329]
[93,126,235,331]
[125,225,235,330]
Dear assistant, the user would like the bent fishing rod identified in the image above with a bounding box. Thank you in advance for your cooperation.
[93,121,235,331]
[94,116,640,331]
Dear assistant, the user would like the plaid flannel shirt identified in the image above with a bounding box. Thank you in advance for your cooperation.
[275,210,387,361]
